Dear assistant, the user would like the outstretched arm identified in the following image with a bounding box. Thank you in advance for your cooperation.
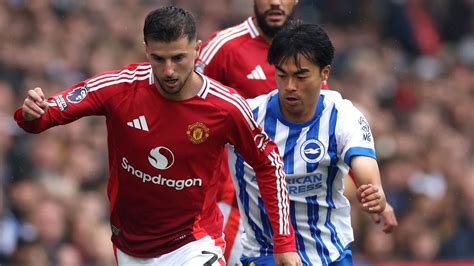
[350,156,386,214]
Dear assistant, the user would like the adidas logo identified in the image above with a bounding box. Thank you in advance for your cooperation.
[246,65,267,80]
[127,115,149,131]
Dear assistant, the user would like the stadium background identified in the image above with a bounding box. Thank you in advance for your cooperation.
[0,0,472,265]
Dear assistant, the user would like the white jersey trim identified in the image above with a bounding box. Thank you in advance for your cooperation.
[268,150,290,235]
[207,80,257,130]
[88,64,151,84]
[245,17,259,38]
[47,65,151,106]
[207,84,257,131]
[86,65,152,92]
[196,72,209,99]
[199,22,249,65]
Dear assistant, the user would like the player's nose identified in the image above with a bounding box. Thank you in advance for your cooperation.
[285,78,297,92]
[163,60,175,76]
[269,0,282,6]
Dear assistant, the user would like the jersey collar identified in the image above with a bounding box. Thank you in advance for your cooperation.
[149,65,208,100]
[268,93,326,128]
[246,17,259,39]
[195,71,209,99]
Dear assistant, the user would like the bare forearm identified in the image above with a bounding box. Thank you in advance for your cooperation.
[351,156,386,213]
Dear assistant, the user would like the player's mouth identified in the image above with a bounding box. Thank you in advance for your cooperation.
[266,10,285,23]
[164,79,179,89]
[284,95,300,106]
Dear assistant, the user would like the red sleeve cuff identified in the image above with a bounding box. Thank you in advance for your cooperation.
[273,234,297,254]
[14,108,25,122]
[273,245,297,254]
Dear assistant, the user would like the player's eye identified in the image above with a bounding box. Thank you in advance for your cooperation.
[276,71,287,78]
[152,55,165,63]
[173,55,185,62]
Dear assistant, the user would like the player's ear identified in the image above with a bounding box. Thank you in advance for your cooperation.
[194,40,202,58]
[322,65,331,81]
[143,41,150,60]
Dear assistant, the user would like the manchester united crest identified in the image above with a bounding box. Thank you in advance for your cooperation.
[186,122,210,144]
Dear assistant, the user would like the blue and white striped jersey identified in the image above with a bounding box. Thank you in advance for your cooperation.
[227,89,377,265]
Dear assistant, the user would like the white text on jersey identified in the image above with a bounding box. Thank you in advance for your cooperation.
[122,157,202,190]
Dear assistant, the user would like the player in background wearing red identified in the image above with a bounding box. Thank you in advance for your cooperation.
[197,0,397,264]
[14,6,301,266]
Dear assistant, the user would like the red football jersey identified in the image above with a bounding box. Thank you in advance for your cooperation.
[14,63,296,257]
[197,17,276,99]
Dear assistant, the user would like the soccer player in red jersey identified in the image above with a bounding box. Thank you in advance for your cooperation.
[197,1,397,264]
[14,6,301,266]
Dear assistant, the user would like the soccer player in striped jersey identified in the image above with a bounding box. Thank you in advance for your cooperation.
[13,6,301,266]
[197,1,396,264]
[227,22,387,265]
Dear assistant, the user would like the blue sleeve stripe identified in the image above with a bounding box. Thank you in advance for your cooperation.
[343,147,376,167]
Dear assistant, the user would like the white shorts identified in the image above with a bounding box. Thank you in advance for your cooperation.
[116,235,226,266]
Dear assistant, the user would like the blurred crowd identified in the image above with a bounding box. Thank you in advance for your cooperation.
[0,0,472,265]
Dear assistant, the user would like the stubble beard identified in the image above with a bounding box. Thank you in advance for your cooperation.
[156,69,193,97]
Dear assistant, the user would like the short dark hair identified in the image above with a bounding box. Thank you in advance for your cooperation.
[143,6,196,43]
[268,22,334,70]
